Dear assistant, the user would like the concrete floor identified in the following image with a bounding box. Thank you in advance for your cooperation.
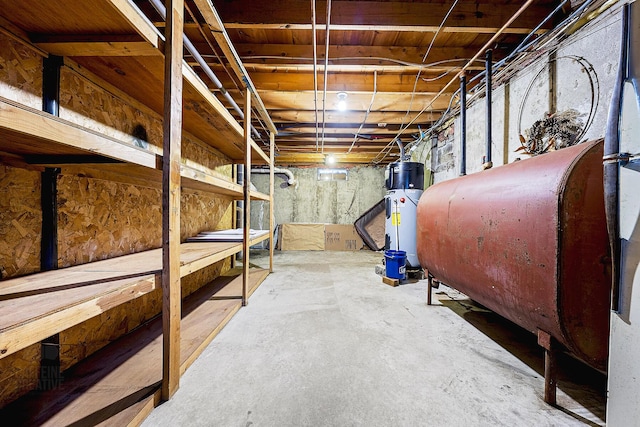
[143,250,606,426]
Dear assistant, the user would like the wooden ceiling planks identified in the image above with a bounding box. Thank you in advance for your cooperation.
[0,0,565,165]
[206,0,564,164]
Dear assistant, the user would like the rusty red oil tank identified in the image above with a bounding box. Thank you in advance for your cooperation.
[417,139,611,370]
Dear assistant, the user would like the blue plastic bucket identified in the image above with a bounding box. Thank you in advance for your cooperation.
[384,250,406,280]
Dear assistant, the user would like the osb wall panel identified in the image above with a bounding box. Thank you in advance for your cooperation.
[56,182,233,370]
[57,175,162,267]
[16,56,237,379]
[180,188,233,240]
[182,133,233,179]
[58,64,236,181]
[59,287,162,371]
[181,259,228,299]
[57,178,234,266]
[0,165,41,279]
[0,32,42,109]
[58,66,163,153]
[0,344,40,408]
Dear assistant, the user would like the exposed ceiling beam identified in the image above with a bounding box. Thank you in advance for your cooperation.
[276,123,422,134]
[269,110,440,125]
[171,22,542,35]
[231,90,453,112]
[212,71,476,92]
[223,23,543,34]
[212,44,494,66]
[232,63,484,73]
[214,1,556,32]
[274,152,381,164]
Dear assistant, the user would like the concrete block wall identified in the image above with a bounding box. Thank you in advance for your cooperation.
[251,165,386,228]
[429,8,621,183]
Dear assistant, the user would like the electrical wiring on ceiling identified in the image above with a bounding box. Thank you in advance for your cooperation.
[320,0,332,155]
[312,0,320,153]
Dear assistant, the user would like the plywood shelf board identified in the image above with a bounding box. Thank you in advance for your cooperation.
[250,190,271,201]
[0,242,263,360]
[249,232,271,246]
[0,97,159,169]
[0,269,268,426]
[0,241,252,298]
[0,274,157,360]
[180,163,242,197]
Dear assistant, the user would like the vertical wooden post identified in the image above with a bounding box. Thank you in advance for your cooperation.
[242,91,252,306]
[162,0,183,401]
[269,132,275,273]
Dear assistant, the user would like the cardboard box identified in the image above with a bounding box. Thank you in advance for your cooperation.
[278,223,365,251]
[280,223,325,250]
[324,224,364,251]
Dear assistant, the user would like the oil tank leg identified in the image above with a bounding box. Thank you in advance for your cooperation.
[537,330,557,405]
[427,274,433,305]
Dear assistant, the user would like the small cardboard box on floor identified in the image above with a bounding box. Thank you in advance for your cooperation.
[278,223,364,251]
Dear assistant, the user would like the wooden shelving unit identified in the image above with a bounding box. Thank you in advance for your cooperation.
[0,0,276,422]
[2,269,269,426]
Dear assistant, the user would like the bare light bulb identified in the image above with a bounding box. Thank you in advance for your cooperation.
[336,92,348,111]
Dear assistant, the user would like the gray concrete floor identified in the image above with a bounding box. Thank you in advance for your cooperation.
[143,250,606,427]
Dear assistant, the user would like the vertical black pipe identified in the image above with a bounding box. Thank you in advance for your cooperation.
[485,49,493,169]
[460,74,467,176]
[39,55,63,390]
[604,4,629,312]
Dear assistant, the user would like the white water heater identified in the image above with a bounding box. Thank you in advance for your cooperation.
[384,161,424,269]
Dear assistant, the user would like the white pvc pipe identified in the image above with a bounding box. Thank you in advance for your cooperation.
[149,0,262,140]
[252,167,297,187]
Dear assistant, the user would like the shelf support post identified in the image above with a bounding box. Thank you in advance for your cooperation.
[269,132,275,273]
[242,90,251,306]
[39,54,63,391]
[161,0,184,401]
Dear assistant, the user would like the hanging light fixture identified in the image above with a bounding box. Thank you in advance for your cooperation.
[336,92,348,111]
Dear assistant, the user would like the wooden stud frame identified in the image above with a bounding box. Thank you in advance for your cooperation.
[242,90,251,306]
[269,132,275,273]
[161,0,184,401]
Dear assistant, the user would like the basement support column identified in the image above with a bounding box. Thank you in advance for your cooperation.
[269,132,275,273]
[242,90,252,306]
[161,0,184,401]
[503,83,510,165]
[40,54,63,271]
[484,49,493,170]
[460,73,467,176]
[39,54,63,391]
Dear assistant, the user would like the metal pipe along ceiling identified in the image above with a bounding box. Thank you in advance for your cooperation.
[148,0,262,141]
